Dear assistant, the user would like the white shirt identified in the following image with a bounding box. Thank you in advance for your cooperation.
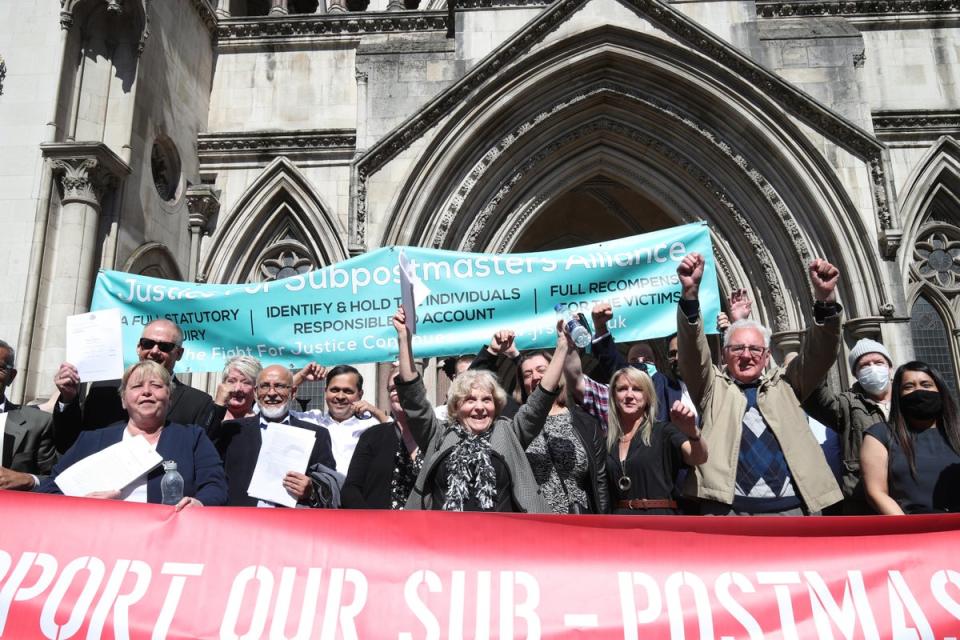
[292,410,381,473]
[119,428,159,504]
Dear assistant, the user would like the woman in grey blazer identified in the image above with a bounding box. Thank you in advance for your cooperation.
[392,308,569,513]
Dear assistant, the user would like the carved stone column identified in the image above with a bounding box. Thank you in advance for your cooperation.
[771,330,803,363]
[186,184,221,282]
[327,0,348,13]
[386,0,406,10]
[37,142,130,385]
[270,0,289,14]
[40,142,130,318]
[215,0,231,17]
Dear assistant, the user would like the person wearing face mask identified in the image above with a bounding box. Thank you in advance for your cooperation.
[803,339,893,514]
[860,361,960,514]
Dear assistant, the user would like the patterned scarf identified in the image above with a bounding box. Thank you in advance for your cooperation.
[390,437,423,510]
[442,425,496,511]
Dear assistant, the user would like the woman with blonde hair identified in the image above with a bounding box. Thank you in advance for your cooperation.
[603,367,704,514]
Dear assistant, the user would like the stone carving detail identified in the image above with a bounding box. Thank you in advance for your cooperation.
[438,82,813,274]
[51,157,117,210]
[913,227,960,293]
[457,0,550,5]
[756,0,959,18]
[259,249,315,281]
[60,0,152,56]
[217,13,449,43]
[873,110,960,134]
[0,56,6,96]
[186,185,221,232]
[439,112,793,329]
[198,130,356,158]
[353,0,894,250]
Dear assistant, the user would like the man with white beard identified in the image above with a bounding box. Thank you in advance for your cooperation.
[210,364,335,507]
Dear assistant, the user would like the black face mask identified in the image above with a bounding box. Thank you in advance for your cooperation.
[900,390,943,421]
[631,362,649,373]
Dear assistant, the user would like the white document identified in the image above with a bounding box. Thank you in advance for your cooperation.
[398,249,431,335]
[247,423,317,508]
[55,435,163,497]
[66,308,124,382]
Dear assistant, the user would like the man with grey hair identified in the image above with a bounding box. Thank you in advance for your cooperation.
[211,364,335,507]
[676,252,844,515]
[0,339,57,490]
[53,318,215,451]
[803,337,894,513]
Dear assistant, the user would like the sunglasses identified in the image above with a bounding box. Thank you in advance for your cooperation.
[138,338,179,353]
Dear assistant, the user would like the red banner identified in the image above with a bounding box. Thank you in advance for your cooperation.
[2,491,960,639]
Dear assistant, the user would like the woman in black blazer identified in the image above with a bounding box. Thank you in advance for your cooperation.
[342,370,421,509]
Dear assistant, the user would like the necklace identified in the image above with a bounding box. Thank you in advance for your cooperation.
[618,454,632,492]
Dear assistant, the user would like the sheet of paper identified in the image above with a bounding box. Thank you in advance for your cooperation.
[66,308,124,382]
[55,435,163,497]
[247,423,317,508]
[398,249,431,335]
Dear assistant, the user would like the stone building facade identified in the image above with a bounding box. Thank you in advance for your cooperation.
[0,0,958,404]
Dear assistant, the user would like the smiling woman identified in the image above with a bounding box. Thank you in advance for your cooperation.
[38,361,228,508]
[391,307,569,513]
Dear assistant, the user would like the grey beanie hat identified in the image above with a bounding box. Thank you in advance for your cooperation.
[848,338,892,373]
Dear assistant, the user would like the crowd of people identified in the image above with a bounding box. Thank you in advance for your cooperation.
[2,251,959,516]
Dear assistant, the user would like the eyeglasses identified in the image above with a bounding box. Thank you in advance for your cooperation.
[726,344,767,357]
[138,338,179,353]
[257,382,292,393]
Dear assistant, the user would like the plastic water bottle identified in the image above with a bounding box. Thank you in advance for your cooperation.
[160,460,184,506]
[555,303,591,348]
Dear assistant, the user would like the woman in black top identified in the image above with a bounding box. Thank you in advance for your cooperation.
[861,361,960,514]
[342,369,422,509]
[604,367,705,515]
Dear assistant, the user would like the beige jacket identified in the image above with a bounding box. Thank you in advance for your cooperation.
[678,306,844,513]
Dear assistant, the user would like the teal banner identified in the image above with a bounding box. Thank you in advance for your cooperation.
[91,223,721,372]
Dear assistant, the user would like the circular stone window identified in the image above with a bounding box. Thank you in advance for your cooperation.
[151,135,181,202]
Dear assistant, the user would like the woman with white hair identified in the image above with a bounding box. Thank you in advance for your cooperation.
[392,307,568,512]
[214,355,263,422]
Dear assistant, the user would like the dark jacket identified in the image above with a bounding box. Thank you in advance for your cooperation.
[54,377,215,453]
[210,415,335,507]
[341,421,403,509]
[564,406,610,514]
[2,406,57,476]
[38,422,227,506]
[803,380,887,513]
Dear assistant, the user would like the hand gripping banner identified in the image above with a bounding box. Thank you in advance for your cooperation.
[2,492,960,639]
[90,223,721,373]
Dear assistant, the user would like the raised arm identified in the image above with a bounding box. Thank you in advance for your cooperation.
[676,252,715,409]
[512,321,569,449]
[391,307,439,451]
[783,259,842,402]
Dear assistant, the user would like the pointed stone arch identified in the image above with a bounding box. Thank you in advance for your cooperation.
[122,242,185,280]
[201,157,347,284]
[368,22,890,334]
[898,136,960,274]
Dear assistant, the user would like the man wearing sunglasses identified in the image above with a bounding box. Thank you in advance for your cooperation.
[675,253,844,516]
[52,319,215,452]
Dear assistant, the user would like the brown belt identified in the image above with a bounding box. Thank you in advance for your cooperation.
[617,498,678,510]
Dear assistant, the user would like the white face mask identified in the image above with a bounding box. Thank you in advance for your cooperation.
[856,364,890,396]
